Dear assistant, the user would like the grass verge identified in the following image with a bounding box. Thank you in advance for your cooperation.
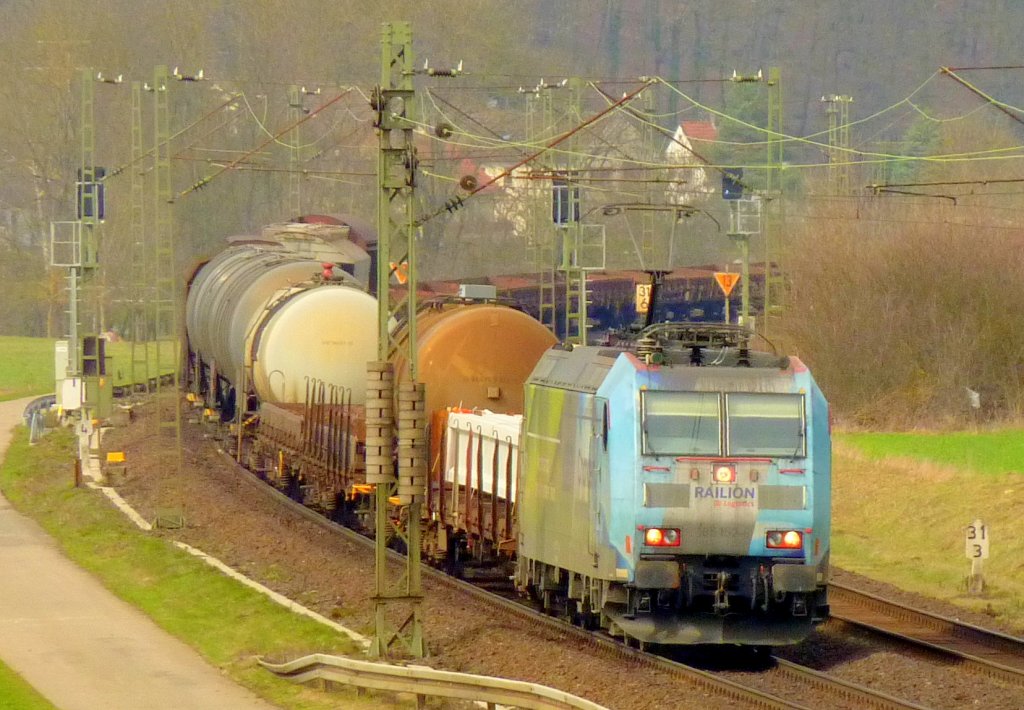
[0,657,57,710]
[834,430,1024,631]
[0,426,395,709]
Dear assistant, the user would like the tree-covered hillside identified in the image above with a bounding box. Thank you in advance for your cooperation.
[4,1,1024,427]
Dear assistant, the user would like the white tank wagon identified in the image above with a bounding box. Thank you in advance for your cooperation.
[185,221,378,416]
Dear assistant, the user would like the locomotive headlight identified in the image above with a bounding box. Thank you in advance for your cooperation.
[766,530,803,549]
[712,464,736,484]
[644,527,681,547]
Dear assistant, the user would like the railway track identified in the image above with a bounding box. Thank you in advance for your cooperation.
[762,658,929,710]
[216,444,939,710]
[829,582,1024,685]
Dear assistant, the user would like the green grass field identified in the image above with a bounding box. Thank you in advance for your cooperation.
[0,427,395,709]
[0,336,177,403]
[0,337,56,402]
[841,429,1024,476]
[834,430,1024,630]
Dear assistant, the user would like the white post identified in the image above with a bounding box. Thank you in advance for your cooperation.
[965,519,988,595]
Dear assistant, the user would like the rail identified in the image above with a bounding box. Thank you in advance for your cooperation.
[258,653,608,710]
[771,658,931,710]
[829,581,1024,685]
[219,449,810,709]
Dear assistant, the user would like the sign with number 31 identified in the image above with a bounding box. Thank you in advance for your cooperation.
[965,519,990,560]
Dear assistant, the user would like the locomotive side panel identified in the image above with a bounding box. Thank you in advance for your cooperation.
[518,382,617,579]
[517,347,624,597]
[808,373,832,574]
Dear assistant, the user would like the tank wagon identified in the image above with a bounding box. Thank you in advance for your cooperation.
[392,293,558,416]
[186,239,558,521]
[443,323,830,647]
[389,292,557,559]
[185,218,379,509]
[186,218,376,412]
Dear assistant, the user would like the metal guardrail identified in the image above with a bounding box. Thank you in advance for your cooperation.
[22,394,56,444]
[258,653,609,710]
[22,394,56,426]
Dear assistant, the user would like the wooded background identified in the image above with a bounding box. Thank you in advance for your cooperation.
[2,0,1023,426]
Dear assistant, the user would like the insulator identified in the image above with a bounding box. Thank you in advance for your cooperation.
[396,381,426,503]
[636,336,658,358]
[365,361,396,484]
[368,86,384,111]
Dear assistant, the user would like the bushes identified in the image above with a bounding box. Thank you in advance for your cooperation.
[775,196,1024,428]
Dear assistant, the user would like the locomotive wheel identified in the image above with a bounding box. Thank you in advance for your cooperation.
[580,598,599,630]
[564,599,579,625]
[541,589,555,615]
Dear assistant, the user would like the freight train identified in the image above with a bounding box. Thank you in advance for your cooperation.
[184,217,830,648]
[184,216,556,519]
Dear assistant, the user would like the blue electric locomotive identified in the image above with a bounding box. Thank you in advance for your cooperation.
[514,323,830,647]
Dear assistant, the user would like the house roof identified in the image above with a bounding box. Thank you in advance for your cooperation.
[680,121,717,142]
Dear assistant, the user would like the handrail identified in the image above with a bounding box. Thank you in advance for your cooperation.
[258,653,608,710]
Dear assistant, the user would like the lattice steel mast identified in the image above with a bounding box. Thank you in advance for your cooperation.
[369,21,426,659]
[151,65,184,528]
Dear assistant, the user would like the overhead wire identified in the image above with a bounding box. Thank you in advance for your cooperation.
[237,89,355,149]
[177,88,354,199]
[416,79,654,226]
[165,67,1024,207]
[414,71,1024,182]
[782,209,1024,232]
[104,92,244,180]
[652,73,1024,163]
[940,67,1024,127]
